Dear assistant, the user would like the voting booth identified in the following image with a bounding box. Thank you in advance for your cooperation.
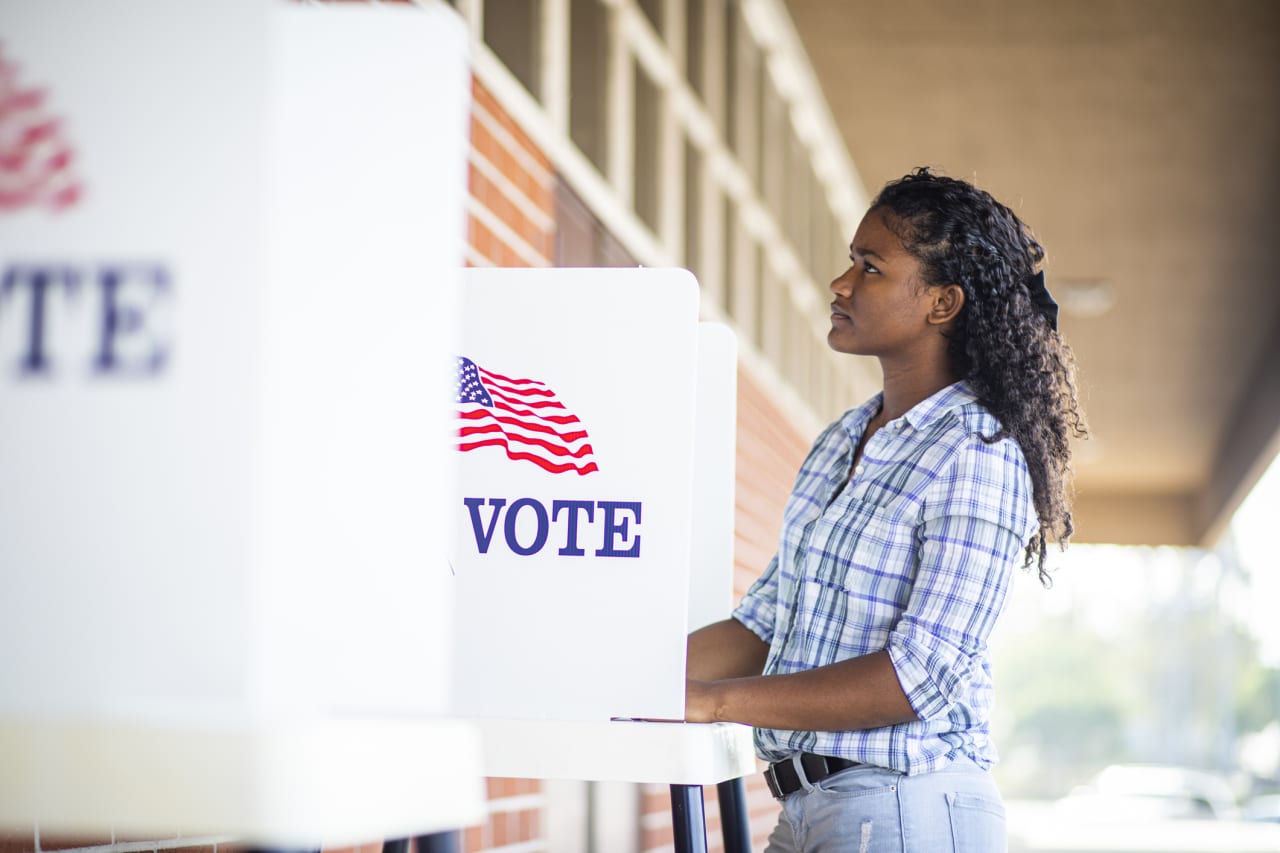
[451,269,755,852]
[0,0,481,843]
[453,267,699,722]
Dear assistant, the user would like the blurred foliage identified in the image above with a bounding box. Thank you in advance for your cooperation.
[1237,664,1280,735]
[991,549,1280,800]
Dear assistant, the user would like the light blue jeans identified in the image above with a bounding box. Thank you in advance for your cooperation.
[764,754,1007,852]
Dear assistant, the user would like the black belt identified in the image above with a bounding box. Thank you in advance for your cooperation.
[763,752,861,799]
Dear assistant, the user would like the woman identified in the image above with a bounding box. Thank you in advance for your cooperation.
[685,168,1085,852]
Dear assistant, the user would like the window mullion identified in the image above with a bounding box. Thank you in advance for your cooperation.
[541,0,570,134]
[607,8,635,208]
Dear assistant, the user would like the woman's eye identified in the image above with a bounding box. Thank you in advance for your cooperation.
[848,256,879,274]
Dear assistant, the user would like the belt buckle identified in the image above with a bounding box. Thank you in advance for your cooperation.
[764,764,784,799]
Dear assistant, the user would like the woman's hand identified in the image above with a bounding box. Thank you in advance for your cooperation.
[684,678,721,723]
[682,651,919,732]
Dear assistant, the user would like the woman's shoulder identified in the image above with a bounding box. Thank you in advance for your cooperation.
[914,387,1032,482]
[906,383,1003,444]
[917,391,1037,534]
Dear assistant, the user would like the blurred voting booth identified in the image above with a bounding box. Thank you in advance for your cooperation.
[451,269,754,852]
[0,1,481,845]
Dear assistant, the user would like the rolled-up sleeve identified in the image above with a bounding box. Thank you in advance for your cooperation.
[886,434,1034,721]
[732,553,780,644]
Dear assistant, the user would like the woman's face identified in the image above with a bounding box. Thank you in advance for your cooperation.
[827,209,937,360]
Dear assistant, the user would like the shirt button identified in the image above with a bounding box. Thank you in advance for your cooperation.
[855,465,865,477]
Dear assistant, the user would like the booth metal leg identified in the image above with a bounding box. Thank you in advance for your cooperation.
[669,783,709,853]
[415,831,462,853]
[716,776,752,853]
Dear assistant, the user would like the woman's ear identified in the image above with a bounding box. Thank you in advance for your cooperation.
[928,284,965,326]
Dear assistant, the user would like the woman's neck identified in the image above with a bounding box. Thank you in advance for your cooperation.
[878,359,958,422]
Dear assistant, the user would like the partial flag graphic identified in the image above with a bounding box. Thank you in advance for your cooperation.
[454,356,599,476]
[0,43,83,213]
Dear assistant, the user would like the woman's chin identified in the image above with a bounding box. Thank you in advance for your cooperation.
[828,327,859,353]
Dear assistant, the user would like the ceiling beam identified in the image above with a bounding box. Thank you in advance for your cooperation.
[1072,491,1195,547]
[1194,313,1280,547]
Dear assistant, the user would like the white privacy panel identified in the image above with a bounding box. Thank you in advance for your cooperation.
[0,0,470,721]
[688,323,738,632]
[451,267,702,721]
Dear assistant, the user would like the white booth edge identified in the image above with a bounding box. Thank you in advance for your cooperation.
[474,719,756,786]
[0,716,484,846]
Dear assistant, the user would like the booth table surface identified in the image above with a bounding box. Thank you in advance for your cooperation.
[474,719,756,785]
[0,716,484,846]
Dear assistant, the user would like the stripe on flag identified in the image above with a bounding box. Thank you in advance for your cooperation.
[454,356,600,476]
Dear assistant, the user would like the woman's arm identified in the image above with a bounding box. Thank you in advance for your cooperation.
[688,436,1033,732]
[685,649,917,730]
[686,618,769,681]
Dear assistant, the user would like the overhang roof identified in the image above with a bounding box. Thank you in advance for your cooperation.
[785,0,1280,546]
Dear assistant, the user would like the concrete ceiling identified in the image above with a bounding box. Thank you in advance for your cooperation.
[784,0,1280,546]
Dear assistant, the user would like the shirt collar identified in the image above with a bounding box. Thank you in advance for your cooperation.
[841,380,977,437]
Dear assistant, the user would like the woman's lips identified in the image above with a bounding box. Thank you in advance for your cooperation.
[830,303,851,321]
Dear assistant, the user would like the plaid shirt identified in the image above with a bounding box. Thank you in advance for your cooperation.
[733,381,1038,775]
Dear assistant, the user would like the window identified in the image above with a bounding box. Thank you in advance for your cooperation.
[637,0,663,35]
[728,12,762,181]
[634,60,662,233]
[460,0,861,421]
[809,172,828,283]
[726,217,760,342]
[569,0,610,173]
[784,128,809,258]
[684,137,704,272]
[721,194,736,317]
[484,0,542,100]
[760,79,785,218]
[685,0,705,95]
[760,257,784,364]
[722,0,737,141]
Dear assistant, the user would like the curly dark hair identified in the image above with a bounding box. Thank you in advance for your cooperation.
[871,167,1087,585]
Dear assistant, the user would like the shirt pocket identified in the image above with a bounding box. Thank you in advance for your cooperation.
[799,501,916,655]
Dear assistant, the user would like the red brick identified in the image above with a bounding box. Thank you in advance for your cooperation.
[35,833,113,851]
[488,813,508,848]
[482,104,541,172]
[499,240,525,268]
[471,78,498,116]
[485,776,540,798]
[321,843,381,853]
[485,777,514,799]
[467,163,486,206]
[470,122,501,174]
[460,824,484,853]
[519,808,538,840]
[469,216,499,264]
[0,831,36,853]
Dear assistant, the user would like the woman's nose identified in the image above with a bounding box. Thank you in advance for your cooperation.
[830,269,852,296]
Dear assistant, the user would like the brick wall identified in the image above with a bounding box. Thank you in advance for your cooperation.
[463,71,813,853]
[466,81,555,269]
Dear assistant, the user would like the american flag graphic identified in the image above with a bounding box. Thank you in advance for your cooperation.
[454,356,599,476]
[0,44,83,213]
